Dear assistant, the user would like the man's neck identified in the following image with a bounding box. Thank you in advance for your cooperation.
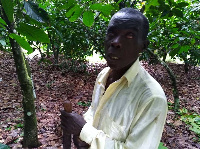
[105,61,134,90]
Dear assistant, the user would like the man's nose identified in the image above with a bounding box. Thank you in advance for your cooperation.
[111,36,121,48]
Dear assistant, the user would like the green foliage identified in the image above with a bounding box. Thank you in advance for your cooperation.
[1,0,14,22]
[16,23,50,43]
[14,123,24,129]
[158,142,168,149]
[9,33,33,54]
[63,1,116,27]
[5,126,12,131]
[178,108,200,137]
[144,0,200,67]
[69,7,83,22]
[24,0,49,23]
[0,0,199,68]
[83,11,94,27]
[77,101,91,107]
[145,0,160,11]
[90,3,114,16]
[0,143,10,149]
[167,102,173,110]
[0,17,6,26]
[6,123,23,131]
[33,0,115,62]
[0,0,50,54]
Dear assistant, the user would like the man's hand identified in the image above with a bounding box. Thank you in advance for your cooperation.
[73,135,90,149]
[60,110,86,136]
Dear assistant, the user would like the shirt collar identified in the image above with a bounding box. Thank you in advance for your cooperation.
[124,58,140,87]
[98,67,111,86]
[98,58,140,87]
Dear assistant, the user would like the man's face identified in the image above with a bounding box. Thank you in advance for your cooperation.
[105,12,144,71]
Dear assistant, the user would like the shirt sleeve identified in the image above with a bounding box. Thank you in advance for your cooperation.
[79,96,167,149]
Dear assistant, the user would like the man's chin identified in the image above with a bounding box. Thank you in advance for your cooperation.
[107,63,121,71]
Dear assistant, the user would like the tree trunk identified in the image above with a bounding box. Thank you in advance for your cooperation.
[10,38,40,148]
[160,60,180,112]
[147,49,180,113]
[1,3,40,147]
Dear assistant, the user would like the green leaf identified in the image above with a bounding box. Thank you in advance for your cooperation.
[177,2,189,8]
[158,142,168,149]
[116,0,123,5]
[161,9,170,17]
[9,33,33,54]
[69,7,83,22]
[191,38,196,45]
[66,5,79,18]
[100,5,114,16]
[16,23,50,43]
[83,11,94,27]
[90,3,114,16]
[172,43,179,49]
[24,14,44,26]
[1,0,13,22]
[24,1,49,23]
[0,24,6,29]
[0,143,10,149]
[179,45,190,54]
[145,0,159,12]
[0,17,7,26]
[90,3,103,11]
[172,8,183,18]
[59,0,75,9]
[169,48,179,58]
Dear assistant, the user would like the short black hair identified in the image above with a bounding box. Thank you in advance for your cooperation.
[116,8,149,40]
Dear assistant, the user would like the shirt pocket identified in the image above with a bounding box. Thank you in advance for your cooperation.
[99,109,126,142]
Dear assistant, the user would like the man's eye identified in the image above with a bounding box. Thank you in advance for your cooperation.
[126,33,134,39]
[107,33,114,38]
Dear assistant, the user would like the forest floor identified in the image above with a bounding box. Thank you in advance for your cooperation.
[0,51,200,149]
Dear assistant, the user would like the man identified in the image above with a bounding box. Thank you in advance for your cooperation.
[61,8,168,149]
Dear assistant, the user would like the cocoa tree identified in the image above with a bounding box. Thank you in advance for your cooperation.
[0,0,49,147]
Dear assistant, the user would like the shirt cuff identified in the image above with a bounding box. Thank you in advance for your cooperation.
[80,123,99,144]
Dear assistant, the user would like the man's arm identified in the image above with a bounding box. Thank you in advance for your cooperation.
[79,96,167,149]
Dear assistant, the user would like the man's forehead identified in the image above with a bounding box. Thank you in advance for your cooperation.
[108,12,142,31]
[112,12,141,20]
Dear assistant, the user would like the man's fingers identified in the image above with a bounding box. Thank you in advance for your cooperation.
[60,110,72,117]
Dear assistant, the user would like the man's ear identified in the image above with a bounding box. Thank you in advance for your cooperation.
[138,39,149,53]
[143,39,149,50]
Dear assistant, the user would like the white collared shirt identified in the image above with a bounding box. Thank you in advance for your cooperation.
[80,59,168,149]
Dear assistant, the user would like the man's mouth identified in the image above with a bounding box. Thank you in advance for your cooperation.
[111,56,119,60]
[107,54,119,60]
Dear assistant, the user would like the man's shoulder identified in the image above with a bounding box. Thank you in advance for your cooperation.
[97,67,110,78]
[133,66,166,99]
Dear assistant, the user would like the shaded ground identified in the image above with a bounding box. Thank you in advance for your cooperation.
[0,51,199,149]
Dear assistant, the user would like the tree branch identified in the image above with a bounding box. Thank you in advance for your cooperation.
[146,48,180,113]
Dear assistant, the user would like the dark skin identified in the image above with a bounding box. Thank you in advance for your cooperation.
[60,111,89,148]
[105,13,148,89]
[60,11,149,148]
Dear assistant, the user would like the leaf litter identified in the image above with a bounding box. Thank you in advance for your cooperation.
[0,51,199,148]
